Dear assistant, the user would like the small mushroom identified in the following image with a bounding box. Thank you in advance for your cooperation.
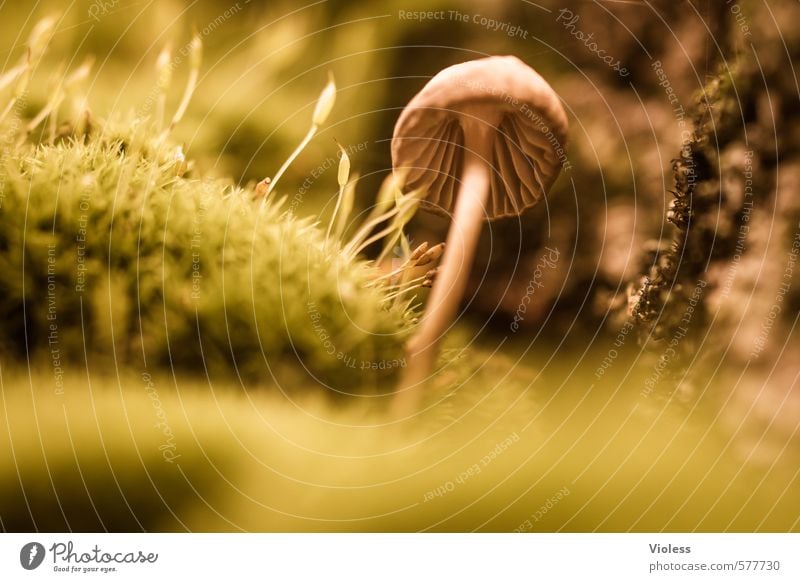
[391,56,568,403]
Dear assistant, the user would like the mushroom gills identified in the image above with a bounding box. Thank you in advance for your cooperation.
[425,121,463,213]
[487,117,544,214]
[512,114,564,186]
[403,118,452,191]
[492,140,517,216]
[502,117,548,205]
[409,120,464,215]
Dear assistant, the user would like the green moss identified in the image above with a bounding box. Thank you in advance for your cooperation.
[0,123,413,391]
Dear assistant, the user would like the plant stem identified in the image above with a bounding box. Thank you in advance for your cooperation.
[326,182,344,239]
[165,66,198,135]
[345,202,404,254]
[268,124,317,195]
[350,222,398,257]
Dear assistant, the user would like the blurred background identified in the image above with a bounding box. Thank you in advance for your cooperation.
[1,0,798,531]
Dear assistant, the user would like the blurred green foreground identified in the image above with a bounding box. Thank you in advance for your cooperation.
[2,351,798,532]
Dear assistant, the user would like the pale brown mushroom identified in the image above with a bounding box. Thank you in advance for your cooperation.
[391,56,568,406]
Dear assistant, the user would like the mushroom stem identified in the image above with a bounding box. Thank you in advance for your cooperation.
[395,137,492,413]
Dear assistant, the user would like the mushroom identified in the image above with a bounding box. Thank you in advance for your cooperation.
[391,55,568,404]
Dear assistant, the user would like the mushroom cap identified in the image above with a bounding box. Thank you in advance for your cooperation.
[391,56,569,220]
